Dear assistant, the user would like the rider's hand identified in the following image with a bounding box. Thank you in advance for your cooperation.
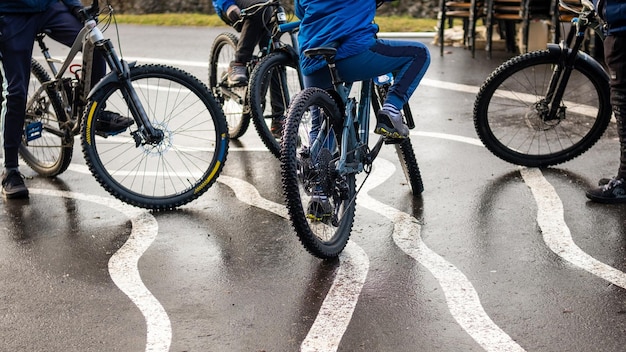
[226,5,241,23]
[70,5,84,20]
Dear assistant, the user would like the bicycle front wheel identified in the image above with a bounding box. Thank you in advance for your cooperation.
[372,84,424,195]
[249,51,302,158]
[281,87,355,259]
[473,49,611,167]
[82,64,229,210]
[209,32,250,139]
[21,59,73,176]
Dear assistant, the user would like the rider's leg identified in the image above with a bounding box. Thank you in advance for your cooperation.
[42,2,106,85]
[586,34,626,202]
[336,39,430,138]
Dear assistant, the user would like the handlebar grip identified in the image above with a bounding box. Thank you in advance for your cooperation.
[278,21,300,33]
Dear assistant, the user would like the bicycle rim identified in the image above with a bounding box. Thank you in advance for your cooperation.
[281,88,355,259]
[209,32,249,138]
[82,64,229,210]
[20,59,73,177]
[474,50,611,167]
[249,52,302,158]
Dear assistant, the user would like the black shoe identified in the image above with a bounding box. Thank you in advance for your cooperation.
[270,115,284,139]
[1,170,29,199]
[306,192,332,222]
[95,111,134,137]
[586,177,626,203]
[228,62,248,86]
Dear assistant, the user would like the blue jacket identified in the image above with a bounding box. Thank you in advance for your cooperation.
[212,0,236,19]
[595,0,626,34]
[0,0,82,13]
[295,0,382,76]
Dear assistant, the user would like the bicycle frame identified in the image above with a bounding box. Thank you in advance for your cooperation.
[309,76,386,178]
[33,1,162,145]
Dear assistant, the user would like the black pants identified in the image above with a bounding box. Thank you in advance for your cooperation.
[604,34,626,178]
[234,7,272,64]
[0,2,105,169]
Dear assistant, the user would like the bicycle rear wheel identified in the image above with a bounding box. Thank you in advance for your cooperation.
[473,49,611,167]
[20,59,74,177]
[281,87,355,259]
[248,51,302,158]
[209,32,250,139]
[81,64,229,210]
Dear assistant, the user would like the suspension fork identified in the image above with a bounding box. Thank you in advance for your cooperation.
[95,39,164,144]
[544,23,588,120]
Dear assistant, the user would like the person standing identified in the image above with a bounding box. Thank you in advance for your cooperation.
[586,0,626,203]
[0,0,133,199]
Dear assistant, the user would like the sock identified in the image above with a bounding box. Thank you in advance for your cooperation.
[382,103,401,118]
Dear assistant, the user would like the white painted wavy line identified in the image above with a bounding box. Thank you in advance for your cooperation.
[360,158,524,352]
[210,175,369,352]
[300,241,369,352]
[29,188,171,352]
[520,167,626,288]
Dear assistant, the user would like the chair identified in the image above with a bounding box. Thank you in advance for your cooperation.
[485,0,527,58]
[437,0,486,57]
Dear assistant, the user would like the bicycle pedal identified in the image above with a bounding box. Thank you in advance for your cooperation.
[25,121,43,141]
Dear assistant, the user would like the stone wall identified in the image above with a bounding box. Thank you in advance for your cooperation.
[102,0,440,18]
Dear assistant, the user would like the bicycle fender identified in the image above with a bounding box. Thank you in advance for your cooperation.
[574,51,609,82]
[87,61,138,99]
[547,43,609,82]
[275,45,299,63]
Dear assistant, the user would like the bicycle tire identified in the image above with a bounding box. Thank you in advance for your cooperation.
[281,87,355,259]
[372,84,424,195]
[20,59,73,177]
[473,49,611,167]
[209,32,250,139]
[248,51,302,158]
[81,64,229,210]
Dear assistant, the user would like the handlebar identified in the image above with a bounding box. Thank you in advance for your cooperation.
[74,0,100,23]
[559,0,594,14]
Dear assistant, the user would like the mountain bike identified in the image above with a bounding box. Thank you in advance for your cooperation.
[473,0,610,167]
[208,0,302,158]
[27,0,229,210]
[280,47,424,259]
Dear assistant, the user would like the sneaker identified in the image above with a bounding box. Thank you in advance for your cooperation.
[270,115,284,139]
[95,111,134,137]
[228,62,248,85]
[1,170,29,199]
[306,193,332,221]
[586,177,626,203]
[374,109,409,139]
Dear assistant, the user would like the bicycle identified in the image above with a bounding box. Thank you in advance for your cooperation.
[473,0,610,167]
[26,0,229,210]
[208,0,303,158]
[280,47,424,259]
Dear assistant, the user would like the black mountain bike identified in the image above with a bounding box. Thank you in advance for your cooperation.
[208,0,302,157]
[281,47,423,259]
[27,0,229,210]
[473,0,610,167]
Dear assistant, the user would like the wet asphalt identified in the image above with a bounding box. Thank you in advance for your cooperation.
[2,24,626,352]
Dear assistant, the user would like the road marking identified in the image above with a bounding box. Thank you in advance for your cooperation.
[361,158,525,352]
[521,167,626,288]
[28,187,171,352]
[207,175,370,352]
